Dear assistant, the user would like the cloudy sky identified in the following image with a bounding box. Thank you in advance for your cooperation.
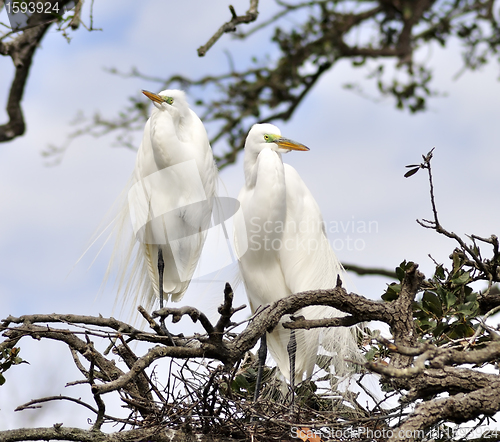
[1,0,499,430]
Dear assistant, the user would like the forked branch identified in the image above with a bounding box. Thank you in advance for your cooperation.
[197,0,259,56]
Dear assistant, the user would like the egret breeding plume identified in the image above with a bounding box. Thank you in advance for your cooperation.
[111,89,217,324]
[235,123,360,392]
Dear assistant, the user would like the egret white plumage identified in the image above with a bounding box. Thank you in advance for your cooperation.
[235,123,360,388]
[111,89,217,320]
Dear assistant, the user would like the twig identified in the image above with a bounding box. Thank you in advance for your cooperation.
[14,396,130,425]
[213,283,246,340]
[153,306,215,336]
[86,334,106,430]
[464,304,500,349]
[343,263,397,279]
[197,0,259,56]
[416,149,490,276]
[137,305,173,343]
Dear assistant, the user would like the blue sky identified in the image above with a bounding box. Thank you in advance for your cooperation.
[1,0,499,430]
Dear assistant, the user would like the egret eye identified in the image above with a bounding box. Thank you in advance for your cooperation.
[264,134,270,142]
[160,96,174,105]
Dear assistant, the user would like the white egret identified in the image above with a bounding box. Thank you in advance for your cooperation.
[111,89,217,324]
[235,123,360,390]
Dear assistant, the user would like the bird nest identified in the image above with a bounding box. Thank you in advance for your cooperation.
[116,355,396,442]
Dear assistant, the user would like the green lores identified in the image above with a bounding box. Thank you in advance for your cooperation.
[161,96,174,105]
[264,133,280,143]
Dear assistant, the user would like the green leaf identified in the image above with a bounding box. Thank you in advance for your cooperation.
[404,167,420,178]
[232,374,251,391]
[396,266,405,282]
[413,303,426,316]
[444,291,457,309]
[451,271,471,286]
[465,292,477,303]
[434,264,445,280]
[422,291,443,317]
[382,283,401,301]
[448,323,475,339]
[452,252,463,273]
[416,318,436,333]
[455,303,477,317]
[364,347,377,361]
[395,261,413,282]
[433,321,448,338]
[0,373,4,386]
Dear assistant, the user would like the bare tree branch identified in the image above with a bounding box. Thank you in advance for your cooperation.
[0,0,96,144]
[392,382,500,442]
[0,22,51,141]
[197,0,259,56]
[0,426,242,442]
[343,263,397,279]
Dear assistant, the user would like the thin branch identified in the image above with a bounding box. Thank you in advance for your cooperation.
[153,305,215,335]
[14,396,130,425]
[86,335,106,430]
[343,263,397,279]
[213,282,246,339]
[464,303,500,349]
[138,305,166,335]
[197,0,259,56]
[416,149,490,276]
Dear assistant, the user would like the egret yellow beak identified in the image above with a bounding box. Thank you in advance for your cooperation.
[142,90,164,104]
[275,137,310,152]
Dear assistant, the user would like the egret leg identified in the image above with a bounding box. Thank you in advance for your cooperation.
[254,334,267,402]
[287,329,297,408]
[157,249,175,345]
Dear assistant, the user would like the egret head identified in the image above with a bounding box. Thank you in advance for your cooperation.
[245,123,310,155]
[142,89,190,124]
